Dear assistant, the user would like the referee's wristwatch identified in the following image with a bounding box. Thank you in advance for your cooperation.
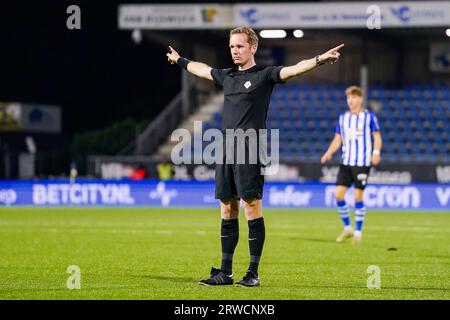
[315,55,325,66]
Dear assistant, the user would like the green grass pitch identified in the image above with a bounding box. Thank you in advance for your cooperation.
[0,207,449,300]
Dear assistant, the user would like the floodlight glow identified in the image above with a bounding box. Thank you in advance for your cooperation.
[259,30,287,38]
[446,29,450,37]
[293,30,304,38]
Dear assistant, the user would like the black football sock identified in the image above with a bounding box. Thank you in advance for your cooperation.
[220,219,239,275]
[248,217,265,275]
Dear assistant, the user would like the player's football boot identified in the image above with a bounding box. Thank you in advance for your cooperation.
[336,227,354,243]
[198,267,234,286]
[351,231,362,244]
[235,270,260,287]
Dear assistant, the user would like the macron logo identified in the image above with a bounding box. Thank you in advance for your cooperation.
[244,81,252,89]
[149,182,178,207]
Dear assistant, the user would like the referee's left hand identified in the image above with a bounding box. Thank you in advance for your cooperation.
[319,44,344,65]
[371,154,381,166]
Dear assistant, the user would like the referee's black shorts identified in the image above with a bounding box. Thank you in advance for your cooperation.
[336,165,371,190]
[214,131,266,200]
[215,163,264,200]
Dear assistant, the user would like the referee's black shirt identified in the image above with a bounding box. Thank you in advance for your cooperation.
[211,64,284,131]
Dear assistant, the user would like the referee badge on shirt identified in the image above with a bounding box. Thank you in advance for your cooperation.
[244,81,252,89]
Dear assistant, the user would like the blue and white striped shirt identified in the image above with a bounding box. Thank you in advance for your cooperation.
[335,110,380,167]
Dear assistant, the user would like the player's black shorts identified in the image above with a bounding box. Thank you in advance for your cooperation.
[215,163,264,200]
[336,165,371,190]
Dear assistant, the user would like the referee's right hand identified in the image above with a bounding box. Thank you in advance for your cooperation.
[167,46,180,65]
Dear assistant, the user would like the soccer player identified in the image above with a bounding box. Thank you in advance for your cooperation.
[167,27,344,286]
[321,86,382,244]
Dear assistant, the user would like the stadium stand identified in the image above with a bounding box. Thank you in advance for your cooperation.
[201,83,450,163]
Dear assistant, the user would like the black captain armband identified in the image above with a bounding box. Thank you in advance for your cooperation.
[177,57,191,70]
[315,55,325,66]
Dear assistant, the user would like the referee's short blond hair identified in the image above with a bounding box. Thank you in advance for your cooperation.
[230,27,259,46]
[345,86,364,97]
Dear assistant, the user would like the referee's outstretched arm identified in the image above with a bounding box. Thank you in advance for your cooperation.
[279,44,345,82]
[166,46,213,81]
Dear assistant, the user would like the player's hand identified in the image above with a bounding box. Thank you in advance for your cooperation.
[166,46,180,65]
[371,154,381,166]
[320,44,344,65]
[321,153,332,164]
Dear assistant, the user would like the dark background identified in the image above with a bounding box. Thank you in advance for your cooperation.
[0,0,182,139]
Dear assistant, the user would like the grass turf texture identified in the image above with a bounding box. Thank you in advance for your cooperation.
[0,208,449,300]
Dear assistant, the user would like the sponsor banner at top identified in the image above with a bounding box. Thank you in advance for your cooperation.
[118,4,234,29]
[234,2,450,28]
[118,2,450,29]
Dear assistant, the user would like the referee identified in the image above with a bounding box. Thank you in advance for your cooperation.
[321,86,382,244]
[167,27,344,286]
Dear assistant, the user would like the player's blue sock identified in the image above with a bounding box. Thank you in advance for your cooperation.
[355,201,366,231]
[337,200,351,227]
